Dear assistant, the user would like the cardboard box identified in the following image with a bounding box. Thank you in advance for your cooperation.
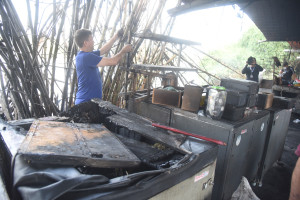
[152,88,182,107]
[257,93,274,109]
[181,85,203,112]
[260,79,273,89]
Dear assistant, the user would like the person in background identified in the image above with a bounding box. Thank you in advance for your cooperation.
[242,56,263,82]
[74,29,133,105]
[289,144,300,200]
[280,61,295,85]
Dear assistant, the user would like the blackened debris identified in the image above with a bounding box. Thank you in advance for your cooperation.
[60,101,114,123]
[117,134,182,170]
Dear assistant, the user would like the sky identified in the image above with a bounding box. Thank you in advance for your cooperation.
[167,4,254,51]
[12,1,254,51]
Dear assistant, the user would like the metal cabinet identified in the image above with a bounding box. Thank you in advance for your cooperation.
[170,109,269,200]
[257,108,292,183]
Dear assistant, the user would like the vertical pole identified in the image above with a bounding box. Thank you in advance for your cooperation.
[177,44,182,67]
[273,61,275,85]
[147,74,150,98]
[125,0,132,108]
[177,44,182,86]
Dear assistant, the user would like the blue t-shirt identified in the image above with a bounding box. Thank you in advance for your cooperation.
[75,50,103,105]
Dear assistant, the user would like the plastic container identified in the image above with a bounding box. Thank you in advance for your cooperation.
[205,86,227,119]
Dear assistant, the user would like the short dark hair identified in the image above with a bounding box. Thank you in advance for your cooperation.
[74,29,92,48]
[247,56,255,64]
[283,61,288,66]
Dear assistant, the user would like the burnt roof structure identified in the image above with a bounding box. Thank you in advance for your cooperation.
[168,0,300,44]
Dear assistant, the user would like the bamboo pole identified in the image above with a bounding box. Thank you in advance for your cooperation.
[45,0,57,93]
[2,0,58,116]
[98,0,118,49]
[0,23,39,117]
[84,0,96,29]
[102,2,126,100]
[166,47,220,80]
[105,0,148,103]
[68,0,81,108]
[61,0,81,111]
[32,0,39,59]
[191,46,243,77]
[0,0,224,120]
[0,58,27,119]
[50,0,70,102]
[0,66,12,120]
[107,0,166,104]
[92,0,104,35]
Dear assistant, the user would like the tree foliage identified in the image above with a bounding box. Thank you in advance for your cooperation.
[200,25,297,80]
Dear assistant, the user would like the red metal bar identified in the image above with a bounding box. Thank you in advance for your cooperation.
[152,123,227,146]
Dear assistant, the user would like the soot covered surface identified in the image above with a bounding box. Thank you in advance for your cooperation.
[59,100,186,171]
[59,101,105,123]
[252,113,300,200]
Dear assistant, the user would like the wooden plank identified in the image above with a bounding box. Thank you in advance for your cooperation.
[132,64,197,72]
[134,94,150,103]
[91,99,187,153]
[272,85,300,94]
[134,32,201,45]
[18,120,141,168]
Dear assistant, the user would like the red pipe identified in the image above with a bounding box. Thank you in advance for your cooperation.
[152,123,227,146]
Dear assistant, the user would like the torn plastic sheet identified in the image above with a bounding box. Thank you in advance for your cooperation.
[13,152,190,200]
[12,139,217,200]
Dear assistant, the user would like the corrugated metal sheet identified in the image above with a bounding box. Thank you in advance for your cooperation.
[240,0,300,42]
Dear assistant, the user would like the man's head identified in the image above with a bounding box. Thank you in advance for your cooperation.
[283,61,289,67]
[253,57,257,64]
[247,56,255,65]
[74,29,94,51]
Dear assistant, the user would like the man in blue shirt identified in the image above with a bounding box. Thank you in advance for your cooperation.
[74,29,132,105]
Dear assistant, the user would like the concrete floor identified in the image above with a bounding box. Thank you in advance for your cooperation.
[252,113,300,200]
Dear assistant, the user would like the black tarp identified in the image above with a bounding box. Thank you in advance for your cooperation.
[12,145,217,200]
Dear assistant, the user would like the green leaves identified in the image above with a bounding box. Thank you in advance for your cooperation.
[199,25,295,80]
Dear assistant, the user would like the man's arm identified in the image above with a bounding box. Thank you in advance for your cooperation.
[97,44,132,67]
[100,34,118,55]
[291,67,295,74]
[289,144,300,200]
[242,64,248,74]
[257,64,264,72]
[100,29,124,55]
[290,158,300,200]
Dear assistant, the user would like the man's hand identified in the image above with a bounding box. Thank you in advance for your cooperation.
[117,28,124,38]
[121,44,133,53]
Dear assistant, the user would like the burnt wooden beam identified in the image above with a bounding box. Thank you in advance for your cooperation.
[133,32,201,46]
[132,64,198,72]
[92,99,188,154]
